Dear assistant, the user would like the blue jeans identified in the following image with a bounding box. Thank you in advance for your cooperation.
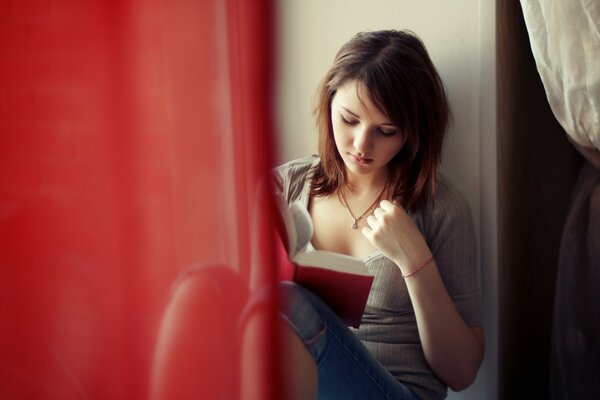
[279,281,421,400]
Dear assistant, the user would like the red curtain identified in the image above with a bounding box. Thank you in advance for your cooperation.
[0,0,276,398]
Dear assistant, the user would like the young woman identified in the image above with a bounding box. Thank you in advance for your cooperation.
[272,30,484,399]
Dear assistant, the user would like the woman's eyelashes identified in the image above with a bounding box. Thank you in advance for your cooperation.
[378,127,398,137]
[340,114,358,126]
[341,114,397,137]
[340,114,398,136]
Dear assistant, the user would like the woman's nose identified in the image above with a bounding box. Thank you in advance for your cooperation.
[353,126,371,153]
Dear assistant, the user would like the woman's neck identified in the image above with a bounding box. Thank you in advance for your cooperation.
[344,170,388,196]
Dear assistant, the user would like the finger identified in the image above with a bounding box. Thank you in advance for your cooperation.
[373,207,385,219]
[385,199,407,212]
[361,226,373,240]
[379,199,395,211]
[366,214,377,228]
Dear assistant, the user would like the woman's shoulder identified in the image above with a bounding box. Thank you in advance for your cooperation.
[433,174,470,211]
[422,173,473,230]
[270,155,319,201]
[273,155,318,177]
[417,173,476,256]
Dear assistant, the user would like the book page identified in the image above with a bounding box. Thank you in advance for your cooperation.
[292,250,371,276]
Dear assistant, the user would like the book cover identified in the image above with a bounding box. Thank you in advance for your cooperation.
[275,197,374,328]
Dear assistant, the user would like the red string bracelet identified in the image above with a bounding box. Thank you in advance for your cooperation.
[402,256,434,278]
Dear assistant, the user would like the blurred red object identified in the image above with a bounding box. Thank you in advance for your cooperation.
[0,0,276,398]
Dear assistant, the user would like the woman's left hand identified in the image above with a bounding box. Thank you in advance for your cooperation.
[361,200,432,273]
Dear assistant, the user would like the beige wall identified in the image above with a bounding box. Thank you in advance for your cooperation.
[275,1,498,399]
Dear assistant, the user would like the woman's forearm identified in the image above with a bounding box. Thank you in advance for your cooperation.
[401,260,484,391]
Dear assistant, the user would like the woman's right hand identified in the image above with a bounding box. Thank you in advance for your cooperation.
[362,200,432,275]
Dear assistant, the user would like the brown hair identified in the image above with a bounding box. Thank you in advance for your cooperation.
[310,30,450,212]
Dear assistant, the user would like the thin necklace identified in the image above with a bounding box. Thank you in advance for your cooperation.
[338,184,387,230]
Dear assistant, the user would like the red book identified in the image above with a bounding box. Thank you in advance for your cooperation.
[275,197,374,328]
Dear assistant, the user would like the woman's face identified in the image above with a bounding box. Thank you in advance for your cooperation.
[331,80,406,180]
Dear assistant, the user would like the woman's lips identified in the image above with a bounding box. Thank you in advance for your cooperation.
[349,153,373,165]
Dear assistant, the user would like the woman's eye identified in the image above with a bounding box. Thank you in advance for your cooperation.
[379,128,397,137]
[341,115,358,126]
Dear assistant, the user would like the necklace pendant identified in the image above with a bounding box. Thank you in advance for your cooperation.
[351,219,358,229]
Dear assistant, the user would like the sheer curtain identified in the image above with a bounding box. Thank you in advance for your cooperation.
[520,1,600,398]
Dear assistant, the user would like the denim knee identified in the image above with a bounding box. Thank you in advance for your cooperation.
[278,281,328,359]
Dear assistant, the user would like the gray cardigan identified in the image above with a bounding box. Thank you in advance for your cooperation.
[272,156,482,400]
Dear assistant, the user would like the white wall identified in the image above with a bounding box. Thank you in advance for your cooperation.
[275,1,498,399]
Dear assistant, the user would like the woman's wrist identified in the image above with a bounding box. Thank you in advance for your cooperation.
[402,255,434,278]
[393,250,433,277]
